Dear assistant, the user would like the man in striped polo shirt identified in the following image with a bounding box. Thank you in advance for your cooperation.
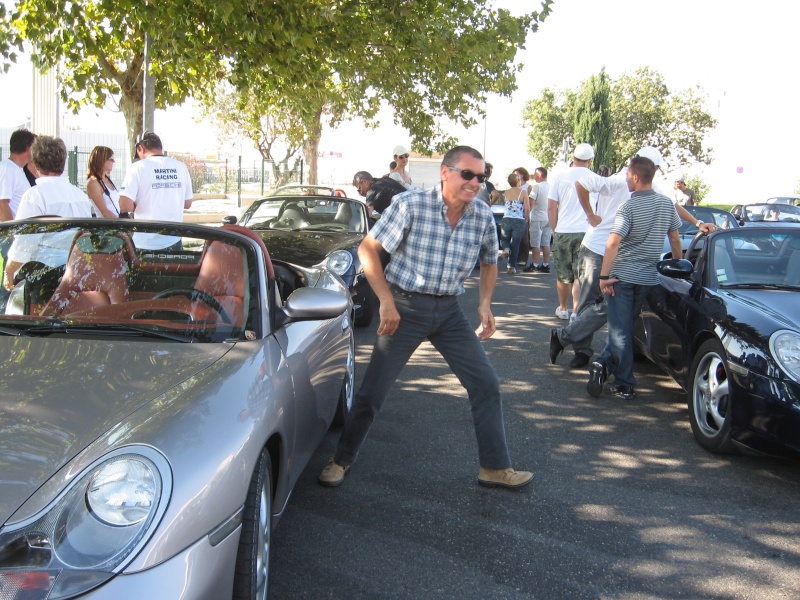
[319,145,533,491]
[587,156,683,401]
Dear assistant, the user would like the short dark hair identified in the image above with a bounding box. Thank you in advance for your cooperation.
[441,145,483,168]
[32,135,67,175]
[135,131,163,152]
[10,129,36,154]
[353,171,373,186]
[534,167,547,179]
[628,156,656,185]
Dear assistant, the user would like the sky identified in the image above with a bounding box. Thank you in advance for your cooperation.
[1,0,798,203]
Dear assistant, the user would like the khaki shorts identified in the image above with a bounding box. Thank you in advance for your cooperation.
[529,219,552,247]
[552,232,585,283]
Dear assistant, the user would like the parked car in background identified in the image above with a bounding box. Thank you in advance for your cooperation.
[662,205,739,259]
[269,184,348,197]
[733,203,800,226]
[225,194,375,326]
[0,218,354,599]
[766,195,800,206]
[634,227,800,458]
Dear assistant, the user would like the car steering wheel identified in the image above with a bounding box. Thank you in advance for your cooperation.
[153,288,231,323]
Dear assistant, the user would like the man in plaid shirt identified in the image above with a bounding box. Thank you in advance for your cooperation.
[319,146,533,490]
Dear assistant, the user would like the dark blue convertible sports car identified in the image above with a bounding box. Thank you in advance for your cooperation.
[634,227,800,458]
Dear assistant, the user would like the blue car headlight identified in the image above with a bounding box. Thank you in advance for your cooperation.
[770,330,800,383]
[0,447,171,600]
[326,250,354,277]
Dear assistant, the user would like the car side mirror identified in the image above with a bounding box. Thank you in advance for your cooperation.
[274,287,350,328]
[222,215,238,225]
[657,258,694,280]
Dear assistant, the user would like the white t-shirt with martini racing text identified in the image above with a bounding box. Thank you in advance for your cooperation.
[121,154,193,249]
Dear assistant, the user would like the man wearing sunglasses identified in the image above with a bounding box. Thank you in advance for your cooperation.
[320,145,533,491]
[120,132,193,250]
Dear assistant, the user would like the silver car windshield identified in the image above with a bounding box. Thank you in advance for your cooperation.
[244,197,366,233]
[0,221,257,342]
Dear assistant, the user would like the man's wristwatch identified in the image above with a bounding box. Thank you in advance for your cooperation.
[599,275,610,280]
[695,219,704,226]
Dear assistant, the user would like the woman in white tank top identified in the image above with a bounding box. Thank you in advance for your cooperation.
[499,172,531,274]
[86,145,121,218]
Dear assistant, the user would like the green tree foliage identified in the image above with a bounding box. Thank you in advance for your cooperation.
[202,81,315,187]
[573,68,612,169]
[203,1,554,180]
[2,1,554,176]
[521,88,576,169]
[523,67,717,171]
[678,175,710,204]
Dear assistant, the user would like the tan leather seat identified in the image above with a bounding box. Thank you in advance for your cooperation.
[41,234,131,316]
[193,240,246,326]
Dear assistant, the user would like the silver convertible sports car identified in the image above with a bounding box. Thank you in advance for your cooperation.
[0,219,354,599]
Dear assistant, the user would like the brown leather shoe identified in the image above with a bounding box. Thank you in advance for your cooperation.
[318,459,349,487]
[477,467,533,490]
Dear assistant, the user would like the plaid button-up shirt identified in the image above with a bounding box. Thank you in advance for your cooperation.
[370,184,499,296]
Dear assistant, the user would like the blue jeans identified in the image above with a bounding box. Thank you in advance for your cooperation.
[597,281,653,388]
[500,217,527,268]
[558,247,605,356]
[334,287,513,470]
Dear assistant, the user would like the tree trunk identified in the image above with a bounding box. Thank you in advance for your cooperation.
[119,83,144,162]
[302,109,324,184]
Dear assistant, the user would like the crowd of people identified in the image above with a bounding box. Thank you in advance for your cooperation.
[330,141,718,493]
[0,128,193,291]
[1,129,717,493]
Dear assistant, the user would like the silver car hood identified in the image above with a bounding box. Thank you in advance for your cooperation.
[0,336,231,523]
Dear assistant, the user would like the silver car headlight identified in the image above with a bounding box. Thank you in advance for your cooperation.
[326,250,354,276]
[0,447,171,600]
[770,330,800,383]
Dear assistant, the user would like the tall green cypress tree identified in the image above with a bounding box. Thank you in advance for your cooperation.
[573,68,613,172]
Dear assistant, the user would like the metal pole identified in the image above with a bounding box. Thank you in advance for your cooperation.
[143,33,155,133]
[261,158,265,195]
[224,159,228,195]
[237,155,242,208]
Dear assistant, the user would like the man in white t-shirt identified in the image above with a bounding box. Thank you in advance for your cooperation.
[550,146,716,369]
[0,129,36,222]
[523,167,551,272]
[548,143,593,320]
[120,131,193,250]
[4,135,94,289]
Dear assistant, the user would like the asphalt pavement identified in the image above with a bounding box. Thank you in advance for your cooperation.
[269,268,800,600]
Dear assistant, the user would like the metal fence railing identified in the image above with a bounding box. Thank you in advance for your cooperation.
[1,145,304,200]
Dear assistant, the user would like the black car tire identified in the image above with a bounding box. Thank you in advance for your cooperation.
[354,288,374,327]
[233,447,273,600]
[688,339,736,453]
[334,329,355,426]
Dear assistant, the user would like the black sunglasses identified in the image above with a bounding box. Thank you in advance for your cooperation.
[447,166,488,183]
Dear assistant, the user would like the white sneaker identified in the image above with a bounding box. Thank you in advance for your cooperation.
[555,307,570,320]
[569,312,577,322]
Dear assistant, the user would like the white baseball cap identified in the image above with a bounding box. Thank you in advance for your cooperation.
[393,145,410,157]
[636,145,668,169]
[573,143,594,160]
